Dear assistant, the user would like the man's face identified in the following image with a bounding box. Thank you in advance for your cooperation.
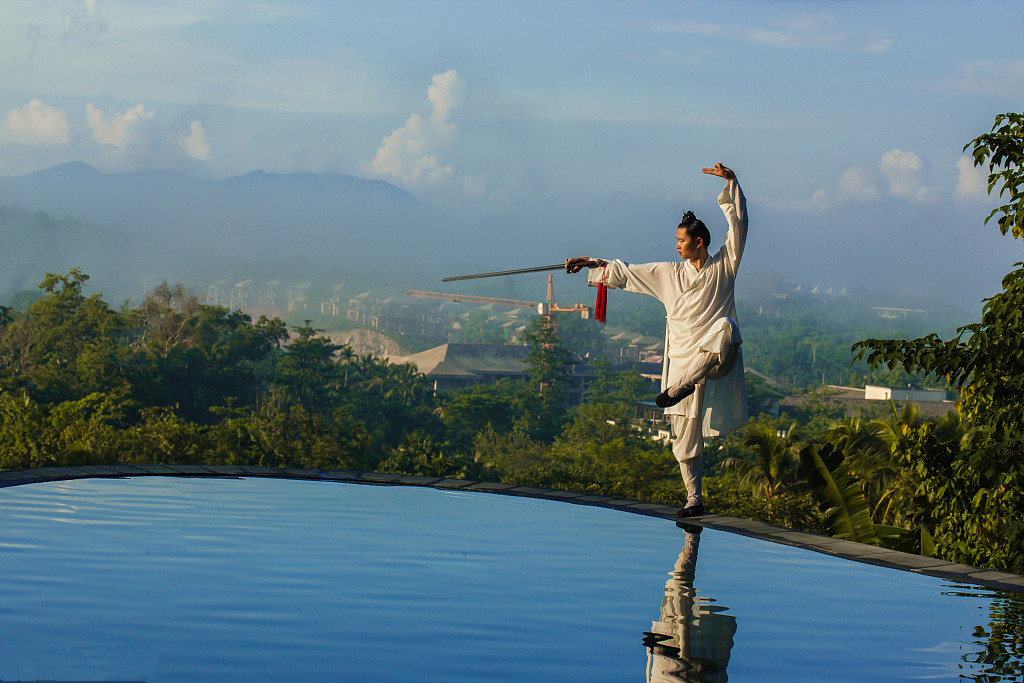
[676,227,702,261]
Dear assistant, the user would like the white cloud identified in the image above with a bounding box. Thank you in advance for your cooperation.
[939,60,1024,96]
[362,70,465,186]
[646,13,892,53]
[86,102,155,147]
[175,120,210,161]
[792,188,831,212]
[955,156,988,200]
[63,0,109,39]
[793,153,930,212]
[837,166,877,200]
[6,99,71,145]
[879,149,928,201]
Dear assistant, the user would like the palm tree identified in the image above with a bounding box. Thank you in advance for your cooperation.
[820,413,900,524]
[724,420,802,498]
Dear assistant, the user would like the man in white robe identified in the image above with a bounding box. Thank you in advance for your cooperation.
[567,163,748,517]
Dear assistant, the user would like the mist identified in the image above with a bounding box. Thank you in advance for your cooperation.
[0,159,998,339]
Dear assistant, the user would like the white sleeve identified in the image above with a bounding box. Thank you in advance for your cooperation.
[587,259,674,302]
[718,179,747,274]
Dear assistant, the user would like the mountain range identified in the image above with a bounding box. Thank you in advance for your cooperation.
[0,163,469,303]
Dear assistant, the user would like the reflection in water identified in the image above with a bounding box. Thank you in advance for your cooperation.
[960,590,1024,681]
[644,524,736,683]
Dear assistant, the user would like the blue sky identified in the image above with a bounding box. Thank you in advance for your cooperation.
[1,0,1023,309]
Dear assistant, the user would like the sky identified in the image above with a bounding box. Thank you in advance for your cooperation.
[1,0,1023,311]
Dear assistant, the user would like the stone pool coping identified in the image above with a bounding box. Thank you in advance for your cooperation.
[3,464,1022,594]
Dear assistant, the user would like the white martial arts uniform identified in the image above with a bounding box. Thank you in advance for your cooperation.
[646,531,737,682]
[587,179,749,504]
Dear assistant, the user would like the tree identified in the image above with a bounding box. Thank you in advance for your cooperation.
[520,315,572,441]
[725,418,802,498]
[274,322,345,413]
[854,112,1024,572]
[11,268,138,404]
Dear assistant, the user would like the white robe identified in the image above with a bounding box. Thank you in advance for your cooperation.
[588,179,748,436]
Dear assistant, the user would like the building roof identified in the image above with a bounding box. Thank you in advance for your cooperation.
[779,385,956,419]
[390,343,530,379]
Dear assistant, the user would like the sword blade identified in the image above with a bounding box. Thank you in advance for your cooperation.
[441,263,565,282]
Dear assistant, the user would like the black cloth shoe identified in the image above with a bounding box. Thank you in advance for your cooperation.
[675,503,705,518]
[655,384,695,408]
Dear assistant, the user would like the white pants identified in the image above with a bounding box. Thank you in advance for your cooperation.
[670,415,704,505]
[667,335,739,506]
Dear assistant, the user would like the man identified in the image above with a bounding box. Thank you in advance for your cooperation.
[566,163,748,517]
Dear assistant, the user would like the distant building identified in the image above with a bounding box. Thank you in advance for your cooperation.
[873,306,927,320]
[258,279,281,308]
[230,279,252,310]
[205,278,229,307]
[780,384,954,420]
[390,343,530,392]
[287,282,311,311]
[864,385,946,403]
[390,342,594,405]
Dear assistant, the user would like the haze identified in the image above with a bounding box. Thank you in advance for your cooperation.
[1,0,1022,313]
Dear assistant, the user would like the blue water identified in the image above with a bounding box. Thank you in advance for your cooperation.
[0,477,1019,682]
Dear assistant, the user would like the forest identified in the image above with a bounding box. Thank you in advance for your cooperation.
[1,112,1022,582]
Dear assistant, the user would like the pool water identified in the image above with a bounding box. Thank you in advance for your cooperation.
[0,476,1020,682]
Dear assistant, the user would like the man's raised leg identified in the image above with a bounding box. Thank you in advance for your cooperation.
[657,320,738,409]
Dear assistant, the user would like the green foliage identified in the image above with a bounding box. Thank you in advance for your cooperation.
[967,112,1024,239]
[275,322,345,411]
[519,315,571,440]
[440,380,525,453]
[553,311,606,359]
[700,487,825,532]
[852,111,1024,572]
[738,300,948,390]
[379,430,472,478]
[583,357,650,405]
[727,418,802,498]
[799,441,880,545]
[7,291,40,311]
[461,309,507,345]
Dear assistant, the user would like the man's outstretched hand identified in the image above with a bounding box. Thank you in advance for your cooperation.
[565,257,600,274]
[701,163,735,180]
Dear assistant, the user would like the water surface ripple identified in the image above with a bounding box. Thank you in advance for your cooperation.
[0,477,1021,682]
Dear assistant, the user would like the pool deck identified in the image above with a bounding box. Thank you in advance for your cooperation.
[3,464,1023,594]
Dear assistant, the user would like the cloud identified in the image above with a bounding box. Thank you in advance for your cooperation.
[362,70,465,186]
[879,149,928,201]
[175,120,210,161]
[646,13,892,53]
[955,156,988,200]
[86,102,155,147]
[793,166,877,212]
[6,100,72,145]
[63,0,109,40]
[837,166,877,201]
[794,151,931,211]
[792,187,831,212]
[938,60,1024,96]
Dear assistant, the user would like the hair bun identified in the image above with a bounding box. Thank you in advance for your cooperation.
[680,211,696,224]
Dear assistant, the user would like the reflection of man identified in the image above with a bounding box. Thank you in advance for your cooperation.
[566,163,748,517]
[644,526,737,683]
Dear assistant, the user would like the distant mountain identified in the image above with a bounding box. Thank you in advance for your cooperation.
[0,163,469,302]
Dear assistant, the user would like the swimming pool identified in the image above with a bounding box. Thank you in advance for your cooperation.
[1,475,1021,681]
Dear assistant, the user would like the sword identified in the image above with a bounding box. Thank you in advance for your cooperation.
[441,263,566,282]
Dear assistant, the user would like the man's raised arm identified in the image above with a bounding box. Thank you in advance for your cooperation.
[705,163,747,272]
